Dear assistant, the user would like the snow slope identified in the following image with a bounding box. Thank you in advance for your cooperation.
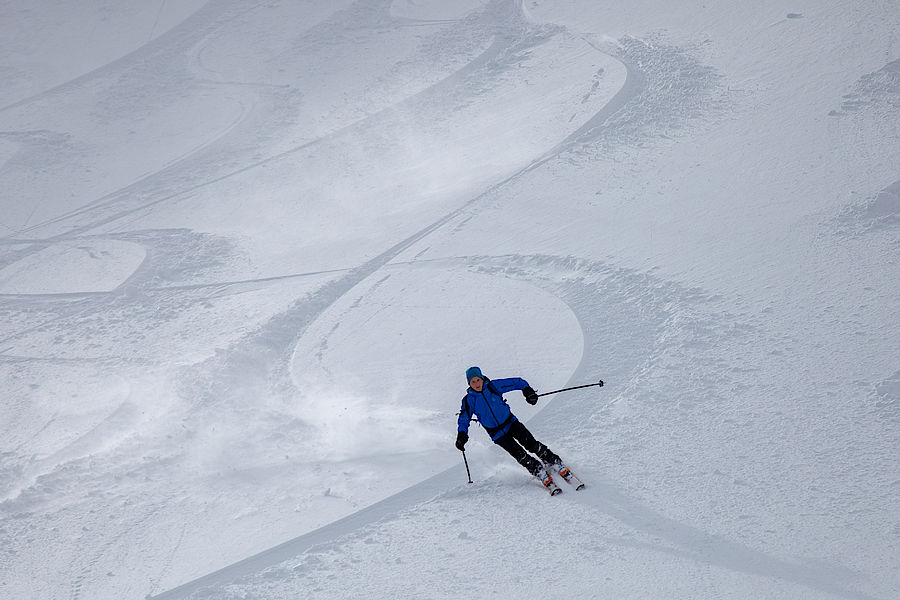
[1,1,897,599]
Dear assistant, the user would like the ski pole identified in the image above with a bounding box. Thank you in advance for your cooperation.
[461,449,473,484]
[536,379,604,398]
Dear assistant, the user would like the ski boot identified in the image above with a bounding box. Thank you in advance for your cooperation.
[553,464,585,491]
[537,467,562,496]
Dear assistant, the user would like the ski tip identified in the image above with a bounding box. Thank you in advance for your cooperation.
[575,483,586,491]
[550,487,563,496]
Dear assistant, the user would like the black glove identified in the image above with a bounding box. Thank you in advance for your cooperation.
[523,386,538,405]
[455,431,468,451]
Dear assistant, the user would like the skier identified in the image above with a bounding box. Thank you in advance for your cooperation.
[455,366,579,493]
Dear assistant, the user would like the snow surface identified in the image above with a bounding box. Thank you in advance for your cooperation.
[1,1,898,599]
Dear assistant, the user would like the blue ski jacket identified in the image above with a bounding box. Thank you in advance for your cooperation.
[457,377,530,441]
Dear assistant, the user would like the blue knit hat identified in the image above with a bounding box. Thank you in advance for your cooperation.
[466,366,484,384]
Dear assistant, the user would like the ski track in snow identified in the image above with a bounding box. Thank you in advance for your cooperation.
[2,2,642,597]
[145,252,736,598]
[157,250,891,600]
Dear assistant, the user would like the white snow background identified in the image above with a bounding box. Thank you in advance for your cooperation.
[1,1,898,599]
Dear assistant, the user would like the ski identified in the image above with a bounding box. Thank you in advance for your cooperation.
[551,464,585,491]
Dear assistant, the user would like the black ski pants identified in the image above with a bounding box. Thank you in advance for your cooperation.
[494,420,561,477]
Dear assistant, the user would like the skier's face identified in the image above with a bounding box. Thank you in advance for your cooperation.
[469,376,484,392]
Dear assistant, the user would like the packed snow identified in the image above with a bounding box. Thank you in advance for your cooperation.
[1,1,897,599]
